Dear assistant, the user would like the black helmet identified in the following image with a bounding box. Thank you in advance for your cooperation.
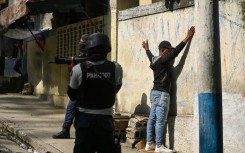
[86,33,111,54]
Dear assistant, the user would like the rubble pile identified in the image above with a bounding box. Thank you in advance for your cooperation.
[22,83,34,95]
[126,115,148,148]
[113,114,130,142]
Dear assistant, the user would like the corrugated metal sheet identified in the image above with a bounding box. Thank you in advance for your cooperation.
[0,0,30,27]
[3,28,40,39]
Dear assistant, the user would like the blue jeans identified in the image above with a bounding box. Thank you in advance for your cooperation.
[146,90,170,146]
[64,100,77,127]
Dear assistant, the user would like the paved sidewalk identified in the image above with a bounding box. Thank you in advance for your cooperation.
[0,93,145,153]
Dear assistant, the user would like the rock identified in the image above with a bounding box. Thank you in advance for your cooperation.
[22,83,34,95]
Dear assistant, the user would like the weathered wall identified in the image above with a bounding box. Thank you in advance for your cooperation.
[117,5,198,152]
[24,0,244,151]
[26,13,112,108]
[219,1,245,153]
[118,0,139,10]
[117,6,195,115]
[219,1,245,94]
[117,1,244,152]
[26,34,69,107]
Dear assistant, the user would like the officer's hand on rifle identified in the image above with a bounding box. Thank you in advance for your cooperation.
[67,57,76,80]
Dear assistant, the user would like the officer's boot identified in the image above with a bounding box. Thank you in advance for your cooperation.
[52,124,71,139]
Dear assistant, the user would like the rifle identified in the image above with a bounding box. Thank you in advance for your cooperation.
[49,56,87,65]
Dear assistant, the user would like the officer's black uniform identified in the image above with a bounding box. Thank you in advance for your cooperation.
[67,33,123,153]
[52,34,89,139]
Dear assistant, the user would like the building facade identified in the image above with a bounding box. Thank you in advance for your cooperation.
[0,0,244,152]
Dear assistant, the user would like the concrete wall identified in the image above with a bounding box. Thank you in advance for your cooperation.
[26,34,69,107]
[117,5,198,152]
[139,0,162,6]
[219,1,245,153]
[26,12,113,108]
[24,0,244,152]
[118,0,139,10]
[117,5,195,115]
[117,1,244,152]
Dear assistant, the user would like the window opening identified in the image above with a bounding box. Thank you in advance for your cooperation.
[56,16,104,57]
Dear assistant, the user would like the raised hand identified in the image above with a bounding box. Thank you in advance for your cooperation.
[183,26,195,43]
[142,40,149,50]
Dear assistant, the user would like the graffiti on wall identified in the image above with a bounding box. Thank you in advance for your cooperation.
[118,2,245,112]
[118,8,195,114]
[219,2,245,94]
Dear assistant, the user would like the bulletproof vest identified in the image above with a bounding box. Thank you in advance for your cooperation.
[76,60,116,109]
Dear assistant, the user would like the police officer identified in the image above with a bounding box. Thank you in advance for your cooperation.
[67,33,123,153]
[53,34,89,139]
